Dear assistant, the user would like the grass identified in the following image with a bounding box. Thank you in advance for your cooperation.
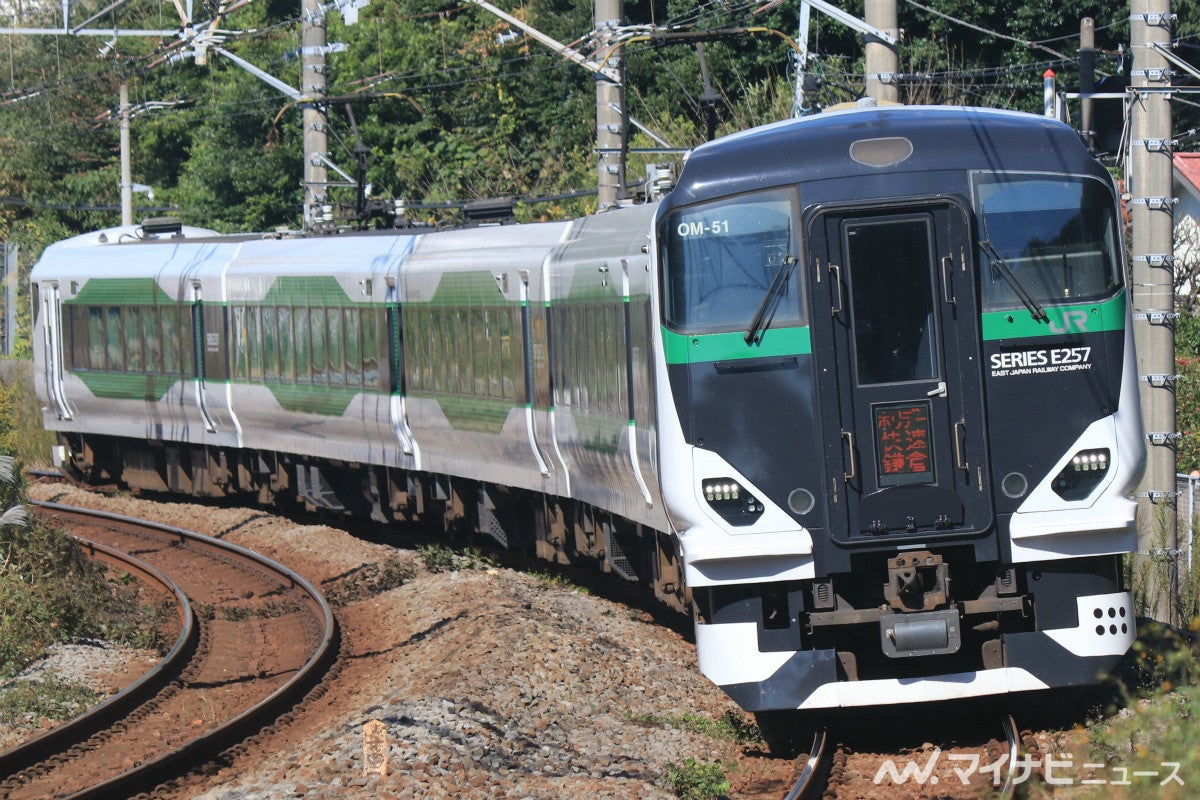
[660,757,731,800]
[0,361,55,468]
[0,448,174,678]
[0,674,102,726]
[630,709,763,746]
[1065,617,1200,799]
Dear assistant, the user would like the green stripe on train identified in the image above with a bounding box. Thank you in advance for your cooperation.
[661,326,812,365]
[75,371,182,400]
[68,278,175,306]
[981,291,1126,340]
[408,393,517,434]
[259,276,358,307]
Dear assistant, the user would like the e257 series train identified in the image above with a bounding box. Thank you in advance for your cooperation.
[31,105,1145,715]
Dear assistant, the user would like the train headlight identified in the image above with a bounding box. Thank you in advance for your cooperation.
[1051,449,1110,500]
[701,478,765,526]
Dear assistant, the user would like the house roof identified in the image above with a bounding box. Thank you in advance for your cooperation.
[1175,153,1200,200]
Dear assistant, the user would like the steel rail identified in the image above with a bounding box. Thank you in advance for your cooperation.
[0,530,195,778]
[1000,714,1020,800]
[782,728,830,800]
[5,501,339,799]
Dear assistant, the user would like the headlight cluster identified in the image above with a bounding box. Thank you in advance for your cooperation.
[1051,449,1111,500]
[702,478,764,525]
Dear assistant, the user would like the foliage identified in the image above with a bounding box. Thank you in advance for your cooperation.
[2,0,1183,253]
[1177,310,1200,473]
[0,674,102,726]
[0,461,173,676]
[631,708,763,745]
[0,363,56,467]
[661,757,731,800]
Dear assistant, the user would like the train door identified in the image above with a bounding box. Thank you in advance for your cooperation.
[808,203,992,543]
[38,281,73,420]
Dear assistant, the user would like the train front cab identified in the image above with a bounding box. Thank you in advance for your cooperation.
[653,112,1145,713]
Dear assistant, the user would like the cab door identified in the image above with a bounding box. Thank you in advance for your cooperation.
[809,203,992,544]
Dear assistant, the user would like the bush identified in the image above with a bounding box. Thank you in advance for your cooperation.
[661,758,730,800]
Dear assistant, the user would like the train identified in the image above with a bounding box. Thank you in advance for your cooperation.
[30,105,1145,722]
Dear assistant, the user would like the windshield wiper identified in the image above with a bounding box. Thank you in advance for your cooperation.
[980,239,1048,324]
[979,207,1047,324]
[745,255,798,344]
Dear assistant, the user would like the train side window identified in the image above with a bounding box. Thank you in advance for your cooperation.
[181,307,195,377]
[311,307,327,385]
[262,305,279,382]
[661,187,803,334]
[143,307,162,374]
[105,307,123,372]
[69,306,90,370]
[501,307,516,400]
[162,307,179,375]
[471,308,486,396]
[294,307,311,384]
[344,307,362,388]
[88,307,106,371]
[247,306,263,382]
[126,307,143,373]
[279,305,295,383]
[232,306,249,381]
[327,307,344,386]
[362,308,380,390]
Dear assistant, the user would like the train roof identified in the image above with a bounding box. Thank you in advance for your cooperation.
[665,105,1109,210]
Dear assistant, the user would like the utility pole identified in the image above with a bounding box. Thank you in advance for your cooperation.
[1079,17,1096,150]
[863,0,899,104]
[595,0,626,208]
[301,0,329,228]
[119,82,132,226]
[1130,0,1177,623]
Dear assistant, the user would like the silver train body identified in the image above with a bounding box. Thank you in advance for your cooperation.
[31,106,1145,714]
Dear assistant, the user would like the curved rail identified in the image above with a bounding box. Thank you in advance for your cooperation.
[999,714,1020,800]
[0,535,195,777]
[782,728,830,800]
[2,501,339,799]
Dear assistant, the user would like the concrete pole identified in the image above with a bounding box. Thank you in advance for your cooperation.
[1080,17,1096,150]
[863,0,899,104]
[120,82,132,226]
[595,0,626,209]
[1130,0,1177,623]
[301,0,328,228]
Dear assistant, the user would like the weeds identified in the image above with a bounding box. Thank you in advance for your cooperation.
[0,458,173,676]
[417,544,497,574]
[661,757,731,800]
[631,709,762,746]
[0,674,101,726]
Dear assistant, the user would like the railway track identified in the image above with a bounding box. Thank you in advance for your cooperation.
[0,502,338,799]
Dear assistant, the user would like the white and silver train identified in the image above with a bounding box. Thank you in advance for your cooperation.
[31,106,1145,722]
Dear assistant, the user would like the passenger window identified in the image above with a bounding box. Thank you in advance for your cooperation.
[278,306,295,383]
[262,306,278,382]
[294,307,311,384]
[311,308,327,385]
[105,307,122,372]
[143,307,162,374]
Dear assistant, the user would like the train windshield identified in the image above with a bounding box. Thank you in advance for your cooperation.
[974,174,1121,311]
[661,188,804,333]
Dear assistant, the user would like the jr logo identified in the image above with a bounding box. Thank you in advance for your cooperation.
[1048,310,1089,334]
